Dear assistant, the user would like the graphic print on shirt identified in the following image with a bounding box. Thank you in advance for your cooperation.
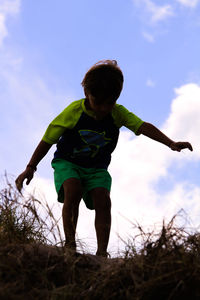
[72,130,112,158]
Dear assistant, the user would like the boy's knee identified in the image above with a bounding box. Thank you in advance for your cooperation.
[91,188,111,211]
[63,178,82,207]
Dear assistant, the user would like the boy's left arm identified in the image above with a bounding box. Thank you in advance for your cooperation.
[137,122,193,152]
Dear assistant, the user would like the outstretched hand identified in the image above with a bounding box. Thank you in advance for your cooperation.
[15,168,35,192]
[170,141,193,152]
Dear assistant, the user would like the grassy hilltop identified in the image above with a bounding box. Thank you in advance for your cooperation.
[1,179,200,300]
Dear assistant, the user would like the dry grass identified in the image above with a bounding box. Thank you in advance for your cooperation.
[1,176,200,299]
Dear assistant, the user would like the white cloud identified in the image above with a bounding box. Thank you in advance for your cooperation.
[176,0,200,8]
[142,31,155,43]
[163,83,200,156]
[109,82,200,252]
[0,13,7,46]
[145,0,174,24]
[133,0,200,42]
[0,0,20,14]
[146,78,156,87]
[133,0,174,24]
[0,0,20,47]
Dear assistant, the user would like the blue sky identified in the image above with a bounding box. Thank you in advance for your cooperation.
[3,0,200,115]
[1,0,200,256]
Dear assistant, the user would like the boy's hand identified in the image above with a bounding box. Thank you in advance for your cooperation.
[169,141,193,152]
[15,167,35,192]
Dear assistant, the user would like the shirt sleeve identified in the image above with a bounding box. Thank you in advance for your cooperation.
[112,104,144,135]
[42,100,83,144]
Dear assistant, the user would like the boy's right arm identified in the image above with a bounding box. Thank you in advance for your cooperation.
[15,140,52,192]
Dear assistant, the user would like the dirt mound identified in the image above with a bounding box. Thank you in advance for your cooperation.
[1,178,200,299]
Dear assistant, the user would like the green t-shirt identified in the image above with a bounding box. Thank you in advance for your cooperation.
[42,98,144,169]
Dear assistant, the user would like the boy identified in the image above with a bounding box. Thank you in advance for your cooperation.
[16,60,193,257]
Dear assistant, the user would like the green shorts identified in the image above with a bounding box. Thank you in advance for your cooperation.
[51,158,112,210]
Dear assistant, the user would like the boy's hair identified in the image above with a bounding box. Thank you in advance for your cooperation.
[81,60,124,101]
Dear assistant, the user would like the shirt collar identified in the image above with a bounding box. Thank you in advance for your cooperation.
[81,98,96,118]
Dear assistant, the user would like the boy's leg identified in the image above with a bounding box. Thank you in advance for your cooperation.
[90,187,111,256]
[62,178,82,250]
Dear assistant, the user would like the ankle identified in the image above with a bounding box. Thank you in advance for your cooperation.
[64,240,76,250]
[96,250,110,258]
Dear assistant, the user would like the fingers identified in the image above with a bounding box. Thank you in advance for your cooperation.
[171,142,193,152]
[15,176,23,192]
[26,175,33,185]
[187,143,193,151]
[15,170,34,192]
[179,142,193,151]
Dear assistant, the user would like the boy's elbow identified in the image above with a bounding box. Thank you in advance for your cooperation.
[137,122,151,135]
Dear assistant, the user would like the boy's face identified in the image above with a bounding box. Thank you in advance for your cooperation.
[86,93,116,120]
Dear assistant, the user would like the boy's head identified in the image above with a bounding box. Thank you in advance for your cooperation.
[81,60,124,103]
